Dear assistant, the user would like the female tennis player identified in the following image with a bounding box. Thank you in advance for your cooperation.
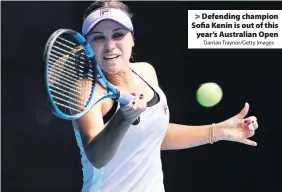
[72,1,259,191]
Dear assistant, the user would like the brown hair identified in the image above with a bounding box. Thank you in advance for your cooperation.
[83,1,133,21]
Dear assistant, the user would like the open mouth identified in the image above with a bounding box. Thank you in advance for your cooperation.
[104,55,120,61]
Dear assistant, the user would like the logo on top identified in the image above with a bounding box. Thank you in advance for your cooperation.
[162,104,168,115]
[100,8,111,16]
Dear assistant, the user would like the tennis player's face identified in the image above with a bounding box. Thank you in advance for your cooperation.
[87,20,134,74]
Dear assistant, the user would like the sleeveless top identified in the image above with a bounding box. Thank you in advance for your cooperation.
[72,71,170,192]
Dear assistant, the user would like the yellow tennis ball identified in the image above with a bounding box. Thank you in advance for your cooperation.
[196,82,223,107]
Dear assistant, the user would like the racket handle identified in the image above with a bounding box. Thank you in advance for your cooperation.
[116,91,135,105]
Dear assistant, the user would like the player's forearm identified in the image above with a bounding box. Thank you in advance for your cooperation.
[161,123,224,150]
[85,109,137,169]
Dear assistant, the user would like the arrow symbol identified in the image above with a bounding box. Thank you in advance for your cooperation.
[195,14,200,19]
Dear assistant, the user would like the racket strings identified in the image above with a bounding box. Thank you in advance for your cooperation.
[49,41,94,81]
[47,34,95,115]
[48,62,82,89]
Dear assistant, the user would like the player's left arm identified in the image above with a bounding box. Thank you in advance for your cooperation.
[161,123,224,150]
[139,63,258,150]
[138,62,225,150]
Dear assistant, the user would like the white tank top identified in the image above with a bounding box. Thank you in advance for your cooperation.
[72,85,170,192]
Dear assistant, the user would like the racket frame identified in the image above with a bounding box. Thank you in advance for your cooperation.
[44,29,98,120]
[44,29,132,121]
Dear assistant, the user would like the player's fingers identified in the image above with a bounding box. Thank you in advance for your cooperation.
[248,130,255,138]
[242,116,258,130]
[252,120,259,130]
[135,100,147,110]
[247,120,258,131]
[131,96,146,110]
[238,138,257,146]
[120,95,145,116]
[128,95,138,107]
[248,123,255,131]
[244,116,257,124]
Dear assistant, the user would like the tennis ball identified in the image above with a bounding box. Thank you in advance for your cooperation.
[196,82,223,107]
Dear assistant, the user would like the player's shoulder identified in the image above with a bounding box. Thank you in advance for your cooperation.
[130,62,159,86]
[131,62,156,72]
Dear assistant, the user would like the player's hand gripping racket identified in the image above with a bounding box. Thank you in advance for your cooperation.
[43,29,134,120]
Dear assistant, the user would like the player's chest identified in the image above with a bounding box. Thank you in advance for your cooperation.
[127,100,170,136]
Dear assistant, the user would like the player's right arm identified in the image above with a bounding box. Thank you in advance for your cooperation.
[75,84,146,169]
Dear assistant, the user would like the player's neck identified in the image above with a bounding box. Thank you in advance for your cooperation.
[105,68,135,87]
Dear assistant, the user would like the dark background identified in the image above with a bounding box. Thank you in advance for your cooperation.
[2,1,282,192]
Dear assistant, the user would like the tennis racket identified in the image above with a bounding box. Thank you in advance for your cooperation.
[43,29,134,120]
